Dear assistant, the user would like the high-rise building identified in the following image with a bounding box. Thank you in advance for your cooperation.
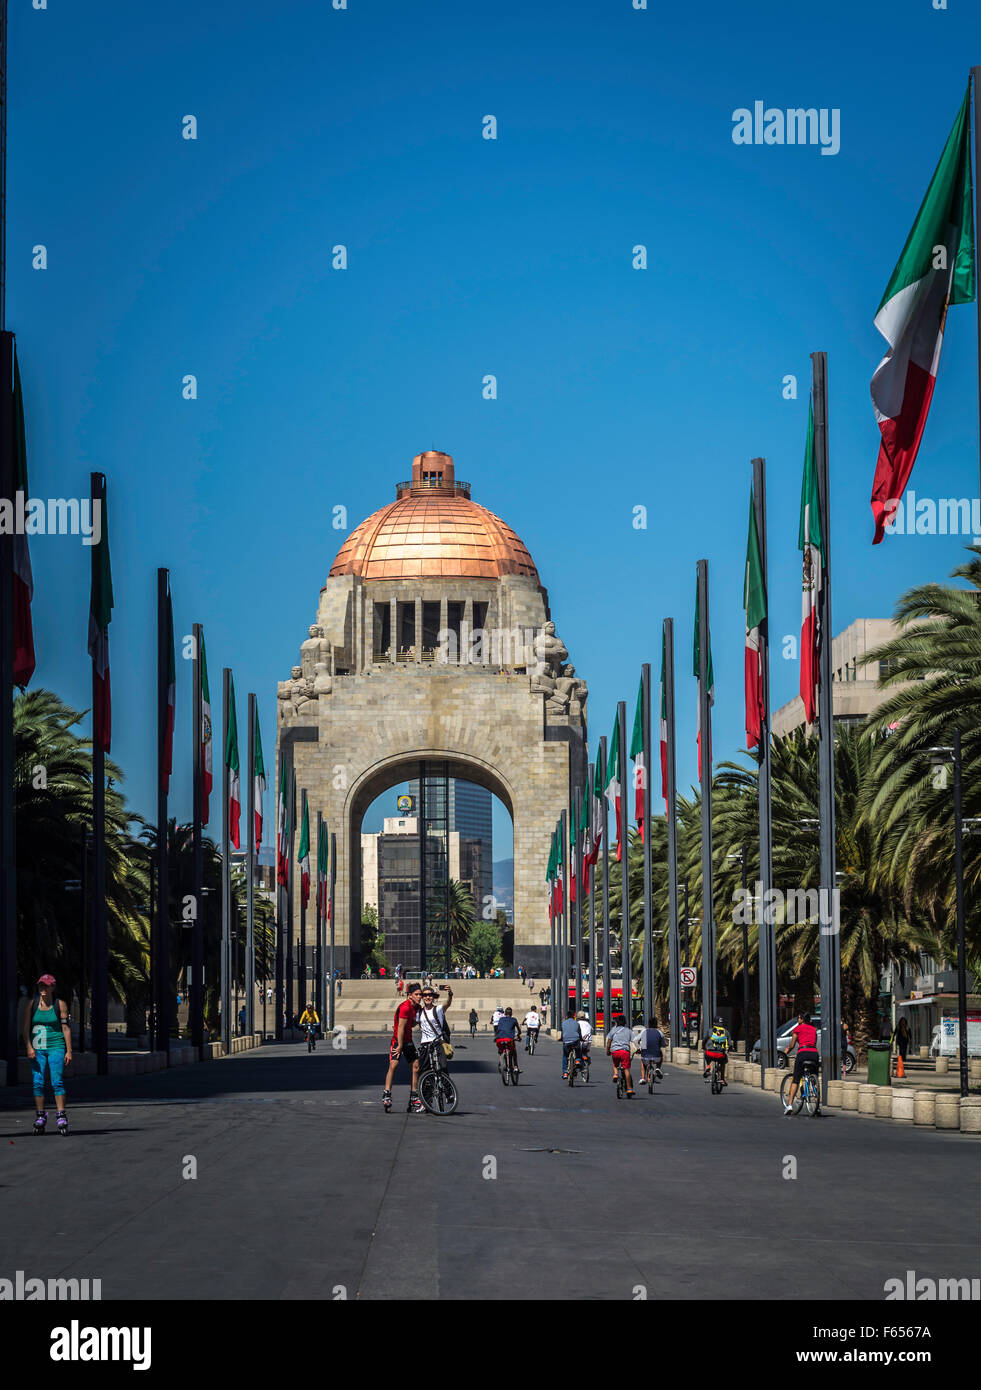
[409,777,493,916]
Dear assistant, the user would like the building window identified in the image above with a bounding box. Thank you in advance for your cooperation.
[373,602,390,662]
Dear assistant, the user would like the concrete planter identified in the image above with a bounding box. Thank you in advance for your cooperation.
[673,1046,690,1065]
[968,1060,981,1083]
[857,1083,878,1115]
[840,1082,860,1110]
[764,1067,781,1093]
[874,1089,893,1119]
[960,1096,981,1133]
[919,1046,929,1059]
[892,1091,915,1123]
[935,1056,949,1074]
[935,1094,961,1130]
[826,1080,845,1107]
[913,1090,937,1126]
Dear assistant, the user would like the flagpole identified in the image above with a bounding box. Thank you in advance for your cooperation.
[287,767,296,1030]
[812,352,839,1104]
[315,811,323,1026]
[328,829,336,1033]
[571,784,581,1013]
[559,809,568,1024]
[617,700,631,1018]
[90,473,108,1076]
[0,329,13,1083]
[641,663,654,1026]
[600,737,611,1035]
[752,459,775,1086]
[663,620,680,1051]
[587,761,596,1030]
[973,68,981,501]
[299,787,308,1015]
[275,755,284,1042]
[246,693,256,1038]
[697,559,716,1029]
[220,668,231,1054]
[155,570,170,1058]
[190,625,204,1052]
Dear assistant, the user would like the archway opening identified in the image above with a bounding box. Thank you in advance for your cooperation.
[353,760,513,978]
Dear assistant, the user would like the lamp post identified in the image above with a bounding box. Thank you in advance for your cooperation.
[727,844,750,1058]
[927,736,970,1099]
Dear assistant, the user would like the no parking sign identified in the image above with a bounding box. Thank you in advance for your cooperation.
[679,967,697,988]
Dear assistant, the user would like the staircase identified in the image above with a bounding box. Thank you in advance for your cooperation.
[330,978,551,1032]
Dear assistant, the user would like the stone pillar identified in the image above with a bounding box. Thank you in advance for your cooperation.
[913,1090,936,1125]
[857,1083,877,1115]
[874,1089,893,1119]
[439,597,448,651]
[935,1055,948,1074]
[415,598,422,663]
[826,1080,845,1106]
[892,1091,915,1123]
[960,1096,981,1133]
[389,597,397,663]
[763,1067,781,1092]
[840,1082,860,1110]
[464,597,473,666]
[935,1093,961,1130]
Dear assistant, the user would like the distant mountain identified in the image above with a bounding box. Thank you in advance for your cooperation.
[493,858,514,913]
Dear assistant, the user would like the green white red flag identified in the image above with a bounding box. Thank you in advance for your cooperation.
[87,473,113,752]
[546,832,557,921]
[276,762,289,886]
[298,797,310,909]
[200,633,213,823]
[11,348,35,687]
[605,711,622,861]
[589,757,604,865]
[659,631,668,806]
[318,822,328,921]
[253,710,265,855]
[870,83,975,544]
[579,782,591,896]
[555,825,565,914]
[225,673,241,849]
[744,485,766,750]
[693,581,714,779]
[162,583,175,793]
[799,400,823,726]
[629,676,645,842]
[569,808,578,907]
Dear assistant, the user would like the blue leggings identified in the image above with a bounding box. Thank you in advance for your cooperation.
[31,1049,66,1099]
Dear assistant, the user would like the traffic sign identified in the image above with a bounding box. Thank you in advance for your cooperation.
[679,967,697,988]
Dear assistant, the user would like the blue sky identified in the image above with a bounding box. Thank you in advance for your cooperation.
[9,0,980,852]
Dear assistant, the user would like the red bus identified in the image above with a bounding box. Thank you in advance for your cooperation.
[569,984,639,1030]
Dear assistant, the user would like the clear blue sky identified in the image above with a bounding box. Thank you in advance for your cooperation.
[9,0,979,845]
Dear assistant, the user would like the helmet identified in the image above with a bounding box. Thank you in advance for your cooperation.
[714,1017,724,1026]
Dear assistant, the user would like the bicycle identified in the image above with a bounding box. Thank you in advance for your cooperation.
[644,1060,662,1094]
[614,1061,629,1099]
[566,1044,584,1087]
[498,1044,519,1086]
[527,1030,538,1056]
[780,1063,820,1116]
[418,1043,458,1115]
[303,1024,317,1053]
[708,1056,727,1095]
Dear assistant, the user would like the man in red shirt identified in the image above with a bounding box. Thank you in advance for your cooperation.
[384,982,423,1113]
[783,1011,821,1114]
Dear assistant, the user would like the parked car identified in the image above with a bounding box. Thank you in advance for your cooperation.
[751,1016,856,1072]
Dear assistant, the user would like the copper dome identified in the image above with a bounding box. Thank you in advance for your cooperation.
[329,451,540,582]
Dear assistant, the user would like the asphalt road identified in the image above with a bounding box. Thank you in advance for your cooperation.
[2,1036,979,1301]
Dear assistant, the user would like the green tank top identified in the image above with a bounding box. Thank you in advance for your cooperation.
[31,1003,66,1052]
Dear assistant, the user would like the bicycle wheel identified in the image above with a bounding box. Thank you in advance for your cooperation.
[780,1072,795,1108]
[616,1068,625,1099]
[567,1055,575,1086]
[420,1069,458,1115]
[510,1054,519,1086]
[529,1034,536,1055]
[581,1058,589,1084]
[647,1068,655,1094]
[802,1075,819,1117]
[500,1056,509,1086]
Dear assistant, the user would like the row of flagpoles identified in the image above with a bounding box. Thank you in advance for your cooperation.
[273,762,337,1040]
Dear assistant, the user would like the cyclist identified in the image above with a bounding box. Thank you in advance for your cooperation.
[418,984,452,1073]
[638,1015,665,1085]
[494,1006,521,1073]
[605,1013,635,1096]
[523,1005,541,1051]
[491,1005,504,1029]
[298,1000,320,1047]
[703,1018,732,1087]
[469,1008,479,1038]
[560,1009,582,1079]
[577,1011,592,1065]
[383,982,424,1114]
[783,1011,821,1114]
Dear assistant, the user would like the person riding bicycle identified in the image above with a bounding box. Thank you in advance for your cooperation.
[560,1009,583,1079]
[523,1005,541,1051]
[703,1018,731,1087]
[494,1007,521,1072]
[605,1013,635,1096]
[298,1002,320,1042]
[577,1011,592,1062]
[638,1015,665,1085]
[783,1011,821,1114]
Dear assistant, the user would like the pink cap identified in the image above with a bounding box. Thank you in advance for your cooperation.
[37,973,56,986]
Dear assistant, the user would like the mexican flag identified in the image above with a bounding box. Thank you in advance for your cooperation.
[225,673,241,849]
[298,797,310,909]
[659,631,668,806]
[12,350,35,687]
[162,584,175,793]
[870,84,975,544]
[693,580,714,779]
[629,676,645,842]
[318,822,328,921]
[276,762,289,887]
[569,808,578,907]
[579,782,591,896]
[554,826,565,914]
[87,473,113,753]
[200,633,213,824]
[253,711,266,855]
[546,833,556,921]
[799,400,823,727]
[744,485,766,751]
[589,756,604,864]
[605,710,622,861]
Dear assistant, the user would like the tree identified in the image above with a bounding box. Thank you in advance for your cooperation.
[467,920,502,976]
[359,903,389,973]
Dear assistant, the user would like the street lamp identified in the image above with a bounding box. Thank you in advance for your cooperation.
[727,844,751,1058]
[925,737,970,1099]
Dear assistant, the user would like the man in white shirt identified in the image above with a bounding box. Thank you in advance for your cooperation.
[577,1012,592,1061]
[491,1006,504,1029]
[523,1006,541,1051]
[416,983,453,1071]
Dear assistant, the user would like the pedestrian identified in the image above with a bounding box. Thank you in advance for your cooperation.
[23,974,72,1134]
[893,1016,911,1072]
[383,982,424,1114]
[528,977,535,993]
[238,1005,247,1036]
[539,988,546,1010]
[469,1008,478,1038]
[336,977,342,998]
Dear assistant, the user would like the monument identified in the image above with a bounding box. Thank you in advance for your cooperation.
[275,450,587,976]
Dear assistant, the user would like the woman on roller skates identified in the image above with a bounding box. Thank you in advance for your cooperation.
[23,974,72,1134]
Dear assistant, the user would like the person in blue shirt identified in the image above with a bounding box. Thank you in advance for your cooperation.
[560,1009,582,1079]
[494,1007,522,1074]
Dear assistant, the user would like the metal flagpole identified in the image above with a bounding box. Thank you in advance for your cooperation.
[559,809,568,1025]
[617,701,631,1020]
[246,693,256,1038]
[0,326,13,1084]
[587,761,596,1031]
[572,784,582,1014]
[641,664,654,1026]
[973,69,981,502]
[155,571,171,1058]
[696,559,716,1028]
[275,752,285,1042]
[548,829,556,1031]
[663,621,680,1051]
[299,788,308,1016]
[191,624,204,1052]
[286,768,296,1030]
[600,737,611,1035]
[220,668,231,1054]
[753,459,775,1086]
[328,829,336,1034]
[315,811,323,1025]
[90,473,109,1075]
[812,353,839,1104]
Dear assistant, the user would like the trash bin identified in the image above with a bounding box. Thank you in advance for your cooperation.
[867,1041,892,1086]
